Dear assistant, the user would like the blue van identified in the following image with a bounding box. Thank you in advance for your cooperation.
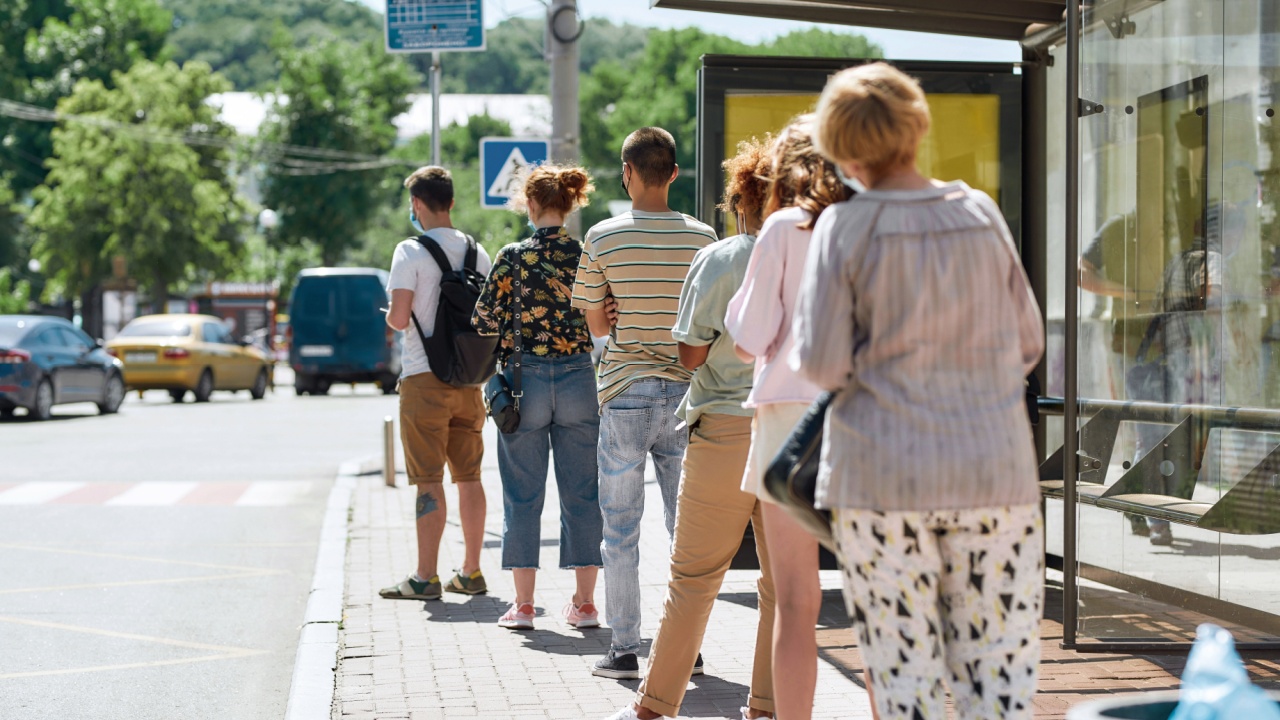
[287,268,401,395]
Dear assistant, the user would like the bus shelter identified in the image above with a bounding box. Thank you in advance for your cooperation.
[661,0,1280,651]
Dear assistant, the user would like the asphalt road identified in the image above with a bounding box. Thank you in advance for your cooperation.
[0,370,400,720]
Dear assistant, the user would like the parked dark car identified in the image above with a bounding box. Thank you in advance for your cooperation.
[287,268,401,395]
[0,315,126,420]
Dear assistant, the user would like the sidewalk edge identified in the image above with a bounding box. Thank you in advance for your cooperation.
[284,471,357,720]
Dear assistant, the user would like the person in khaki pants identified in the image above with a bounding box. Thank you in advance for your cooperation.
[605,140,776,720]
[379,166,490,601]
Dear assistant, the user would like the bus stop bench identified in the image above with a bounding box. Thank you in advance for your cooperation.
[1037,400,1280,535]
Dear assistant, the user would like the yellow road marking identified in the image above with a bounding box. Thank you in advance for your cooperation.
[0,542,283,574]
[0,616,269,680]
[0,569,276,596]
[0,653,265,680]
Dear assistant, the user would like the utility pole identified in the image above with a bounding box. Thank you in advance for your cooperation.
[547,0,581,235]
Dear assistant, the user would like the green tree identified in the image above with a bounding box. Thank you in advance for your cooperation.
[27,60,246,314]
[160,0,383,90]
[261,37,419,266]
[0,268,34,314]
[0,0,171,198]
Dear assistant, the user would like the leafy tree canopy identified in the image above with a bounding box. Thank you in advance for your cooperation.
[0,0,171,197]
[27,60,245,310]
[159,0,383,91]
[261,37,419,266]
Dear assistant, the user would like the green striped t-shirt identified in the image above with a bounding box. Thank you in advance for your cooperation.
[572,210,717,404]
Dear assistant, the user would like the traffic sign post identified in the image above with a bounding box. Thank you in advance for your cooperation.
[479,138,551,209]
[385,0,486,53]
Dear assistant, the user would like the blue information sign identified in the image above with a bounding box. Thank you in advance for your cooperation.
[385,0,485,53]
[480,138,551,209]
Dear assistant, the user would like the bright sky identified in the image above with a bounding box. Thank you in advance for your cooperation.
[361,0,1022,62]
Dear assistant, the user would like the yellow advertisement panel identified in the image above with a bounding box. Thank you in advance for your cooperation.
[724,93,1002,203]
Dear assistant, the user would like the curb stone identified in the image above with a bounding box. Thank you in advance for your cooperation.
[285,471,357,720]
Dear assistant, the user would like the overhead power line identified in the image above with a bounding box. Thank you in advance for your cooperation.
[0,98,419,176]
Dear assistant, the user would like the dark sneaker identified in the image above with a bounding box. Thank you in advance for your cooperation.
[1128,514,1151,537]
[379,574,441,600]
[692,653,704,676]
[592,650,641,679]
[444,569,488,595]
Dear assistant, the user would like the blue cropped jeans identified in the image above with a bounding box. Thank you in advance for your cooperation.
[597,377,689,654]
[496,353,604,570]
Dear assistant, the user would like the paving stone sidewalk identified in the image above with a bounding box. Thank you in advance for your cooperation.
[334,425,875,719]
[331,426,1280,719]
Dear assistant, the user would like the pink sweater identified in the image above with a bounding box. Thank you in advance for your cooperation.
[724,206,826,407]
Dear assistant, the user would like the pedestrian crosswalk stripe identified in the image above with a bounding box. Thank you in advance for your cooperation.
[105,481,200,506]
[235,481,310,507]
[0,481,314,506]
[0,481,85,505]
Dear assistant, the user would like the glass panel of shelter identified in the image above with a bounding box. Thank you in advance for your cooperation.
[1071,0,1280,643]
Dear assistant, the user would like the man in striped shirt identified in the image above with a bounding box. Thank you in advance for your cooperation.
[572,127,717,680]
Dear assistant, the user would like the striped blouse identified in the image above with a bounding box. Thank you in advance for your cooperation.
[792,182,1044,512]
[572,210,717,404]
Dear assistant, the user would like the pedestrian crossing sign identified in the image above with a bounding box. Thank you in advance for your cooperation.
[479,138,551,209]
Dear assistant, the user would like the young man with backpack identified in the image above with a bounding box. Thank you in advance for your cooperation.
[380,165,493,601]
[572,128,718,679]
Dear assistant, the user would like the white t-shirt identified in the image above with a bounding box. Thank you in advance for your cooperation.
[387,228,492,379]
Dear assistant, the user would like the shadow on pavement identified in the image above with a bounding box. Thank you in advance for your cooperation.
[420,593,509,622]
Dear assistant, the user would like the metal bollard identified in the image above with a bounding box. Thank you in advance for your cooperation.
[383,415,396,488]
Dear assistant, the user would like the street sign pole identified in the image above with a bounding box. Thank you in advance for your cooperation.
[385,0,485,168]
[431,51,442,166]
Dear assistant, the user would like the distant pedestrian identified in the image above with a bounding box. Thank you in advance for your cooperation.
[795,63,1045,720]
[724,115,853,720]
[571,127,717,680]
[380,166,491,601]
[606,138,776,720]
[472,165,605,631]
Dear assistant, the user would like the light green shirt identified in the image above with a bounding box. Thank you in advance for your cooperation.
[672,234,757,425]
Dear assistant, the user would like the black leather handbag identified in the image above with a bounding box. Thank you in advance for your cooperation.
[483,263,522,434]
[763,392,838,552]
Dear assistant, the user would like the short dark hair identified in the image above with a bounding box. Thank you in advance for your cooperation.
[404,166,453,212]
[621,127,677,188]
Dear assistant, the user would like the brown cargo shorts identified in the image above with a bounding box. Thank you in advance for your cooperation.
[398,372,485,484]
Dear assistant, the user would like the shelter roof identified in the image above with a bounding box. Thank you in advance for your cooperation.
[648,0,1065,41]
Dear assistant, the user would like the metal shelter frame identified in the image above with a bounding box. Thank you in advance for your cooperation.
[662,0,1280,653]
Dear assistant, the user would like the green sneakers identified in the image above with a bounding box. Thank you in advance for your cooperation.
[444,569,488,595]
[379,574,442,600]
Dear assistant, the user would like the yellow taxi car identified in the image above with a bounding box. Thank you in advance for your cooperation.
[105,314,273,403]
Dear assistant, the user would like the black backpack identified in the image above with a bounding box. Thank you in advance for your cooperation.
[409,234,499,387]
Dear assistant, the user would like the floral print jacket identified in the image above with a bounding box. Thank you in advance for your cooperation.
[472,226,594,362]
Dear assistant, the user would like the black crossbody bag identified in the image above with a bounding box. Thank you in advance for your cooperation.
[483,262,522,433]
[763,392,838,552]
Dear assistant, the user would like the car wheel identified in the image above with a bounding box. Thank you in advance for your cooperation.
[250,369,268,400]
[312,378,331,396]
[0,407,14,420]
[98,373,125,415]
[32,378,53,421]
[193,369,214,403]
[169,389,187,403]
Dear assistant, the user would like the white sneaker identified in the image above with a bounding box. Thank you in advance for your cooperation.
[602,706,642,720]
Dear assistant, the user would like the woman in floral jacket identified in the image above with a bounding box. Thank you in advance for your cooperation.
[472,165,605,631]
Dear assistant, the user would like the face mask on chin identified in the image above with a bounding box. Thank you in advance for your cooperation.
[835,165,868,194]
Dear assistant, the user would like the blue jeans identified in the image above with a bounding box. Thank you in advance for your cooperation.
[597,377,689,653]
[496,354,604,569]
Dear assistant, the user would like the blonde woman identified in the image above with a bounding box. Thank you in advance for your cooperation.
[472,165,603,631]
[794,62,1044,720]
[723,116,853,720]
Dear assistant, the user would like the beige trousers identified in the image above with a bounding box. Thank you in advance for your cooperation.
[638,413,776,716]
